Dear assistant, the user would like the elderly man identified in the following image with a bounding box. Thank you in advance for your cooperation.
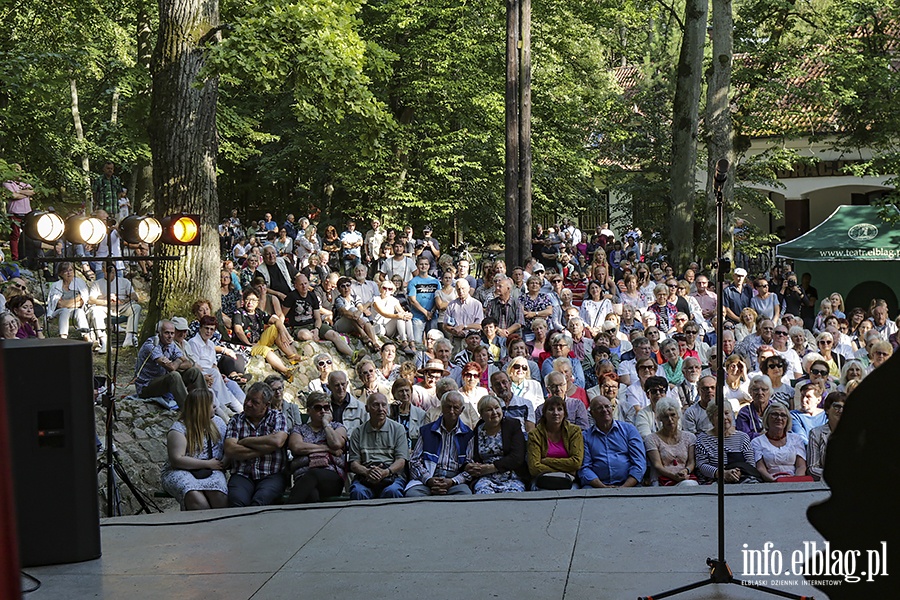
[443,278,484,351]
[363,217,386,277]
[135,319,204,407]
[674,356,703,408]
[539,332,586,389]
[224,382,289,507]
[405,391,475,497]
[350,263,379,318]
[735,319,776,370]
[534,371,590,428]
[683,375,716,434]
[490,371,536,433]
[722,267,753,323]
[579,395,646,488]
[484,275,523,338]
[327,370,366,436]
[255,244,298,302]
[348,393,409,500]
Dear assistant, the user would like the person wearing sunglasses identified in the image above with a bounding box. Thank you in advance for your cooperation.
[815,331,845,378]
[286,391,348,504]
[634,376,671,438]
[307,353,334,394]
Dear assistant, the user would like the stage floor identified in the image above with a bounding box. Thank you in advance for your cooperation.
[25,485,831,600]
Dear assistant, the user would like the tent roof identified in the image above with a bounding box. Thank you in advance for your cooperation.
[775,204,900,262]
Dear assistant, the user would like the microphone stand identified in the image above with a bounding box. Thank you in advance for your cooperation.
[639,161,812,600]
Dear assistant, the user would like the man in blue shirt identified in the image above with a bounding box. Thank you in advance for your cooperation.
[407,256,439,344]
[722,267,753,324]
[579,395,646,488]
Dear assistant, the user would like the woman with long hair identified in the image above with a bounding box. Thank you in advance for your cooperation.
[161,388,228,510]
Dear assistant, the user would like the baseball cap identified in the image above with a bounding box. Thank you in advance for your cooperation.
[734,268,748,277]
[171,317,189,331]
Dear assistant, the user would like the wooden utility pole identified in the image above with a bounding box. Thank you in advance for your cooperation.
[519,0,532,268]
[505,0,521,266]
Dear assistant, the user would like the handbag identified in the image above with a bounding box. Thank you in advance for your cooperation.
[309,452,331,469]
[535,472,575,490]
[189,438,215,479]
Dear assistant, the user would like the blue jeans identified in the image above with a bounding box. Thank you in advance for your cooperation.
[341,254,360,275]
[349,476,407,500]
[228,472,286,507]
[411,315,437,344]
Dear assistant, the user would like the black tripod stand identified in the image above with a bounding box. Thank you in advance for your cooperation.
[40,226,180,516]
[639,160,813,600]
[96,393,162,516]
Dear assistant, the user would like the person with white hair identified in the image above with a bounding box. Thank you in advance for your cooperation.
[644,396,698,486]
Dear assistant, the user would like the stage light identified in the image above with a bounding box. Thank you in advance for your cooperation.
[65,216,107,246]
[160,214,201,246]
[119,215,162,244]
[24,211,65,243]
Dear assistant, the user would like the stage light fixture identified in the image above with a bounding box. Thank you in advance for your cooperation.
[64,216,107,246]
[119,215,162,244]
[160,214,201,246]
[24,211,65,243]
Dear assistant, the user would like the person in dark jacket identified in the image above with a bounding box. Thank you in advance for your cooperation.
[466,395,528,493]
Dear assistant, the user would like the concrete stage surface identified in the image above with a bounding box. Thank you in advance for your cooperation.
[26,485,833,600]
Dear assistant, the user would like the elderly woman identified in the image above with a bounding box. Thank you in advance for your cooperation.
[838,359,865,393]
[506,355,543,406]
[761,356,794,407]
[459,361,490,406]
[659,337,684,385]
[526,395,584,490]
[648,283,677,332]
[528,317,551,364]
[807,391,845,481]
[634,376,670,438]
[0,312,19,339]
[734,307,758,343]
[47,262,92,342]
[307,353,334,394]
[815,331,845,378]
[619,273,648,310]
[645,397,697,486]
[591,372,626,421]
[790,382,826,443]
[736,375,774,440]
[466,395,528,494]
[185,315,244,416]
[372,279,415,355]
[505,334,542,382]
[389,378,427,449]
[8,294,43,339]
[521,277,553,342]
[301,250,329,288]
[287,391,348,504]
[160,388,228,510]
[695,400,757,484]
[751,403,808,482]
[790,326,813,359]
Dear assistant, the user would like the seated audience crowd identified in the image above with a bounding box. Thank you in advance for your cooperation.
[4,211,892,509]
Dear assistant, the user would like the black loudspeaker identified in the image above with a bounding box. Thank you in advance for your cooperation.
[2,338,101,567]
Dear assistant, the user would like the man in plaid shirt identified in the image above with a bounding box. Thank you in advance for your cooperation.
[225,382,289,506]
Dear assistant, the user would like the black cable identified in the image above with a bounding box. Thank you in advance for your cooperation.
[102,485,828,528]
[20,571,41,594]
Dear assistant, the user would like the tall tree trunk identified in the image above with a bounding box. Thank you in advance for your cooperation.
[518,0,532,268]
[505,0,520,269]
[70,78,92,210]
[145,0,221,337]
[110,87,119,124]
[705,0,735,261]
[134,2,155,216]
[669,0,708,272]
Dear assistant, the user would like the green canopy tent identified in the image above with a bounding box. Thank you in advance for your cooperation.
[775,204,900,315]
